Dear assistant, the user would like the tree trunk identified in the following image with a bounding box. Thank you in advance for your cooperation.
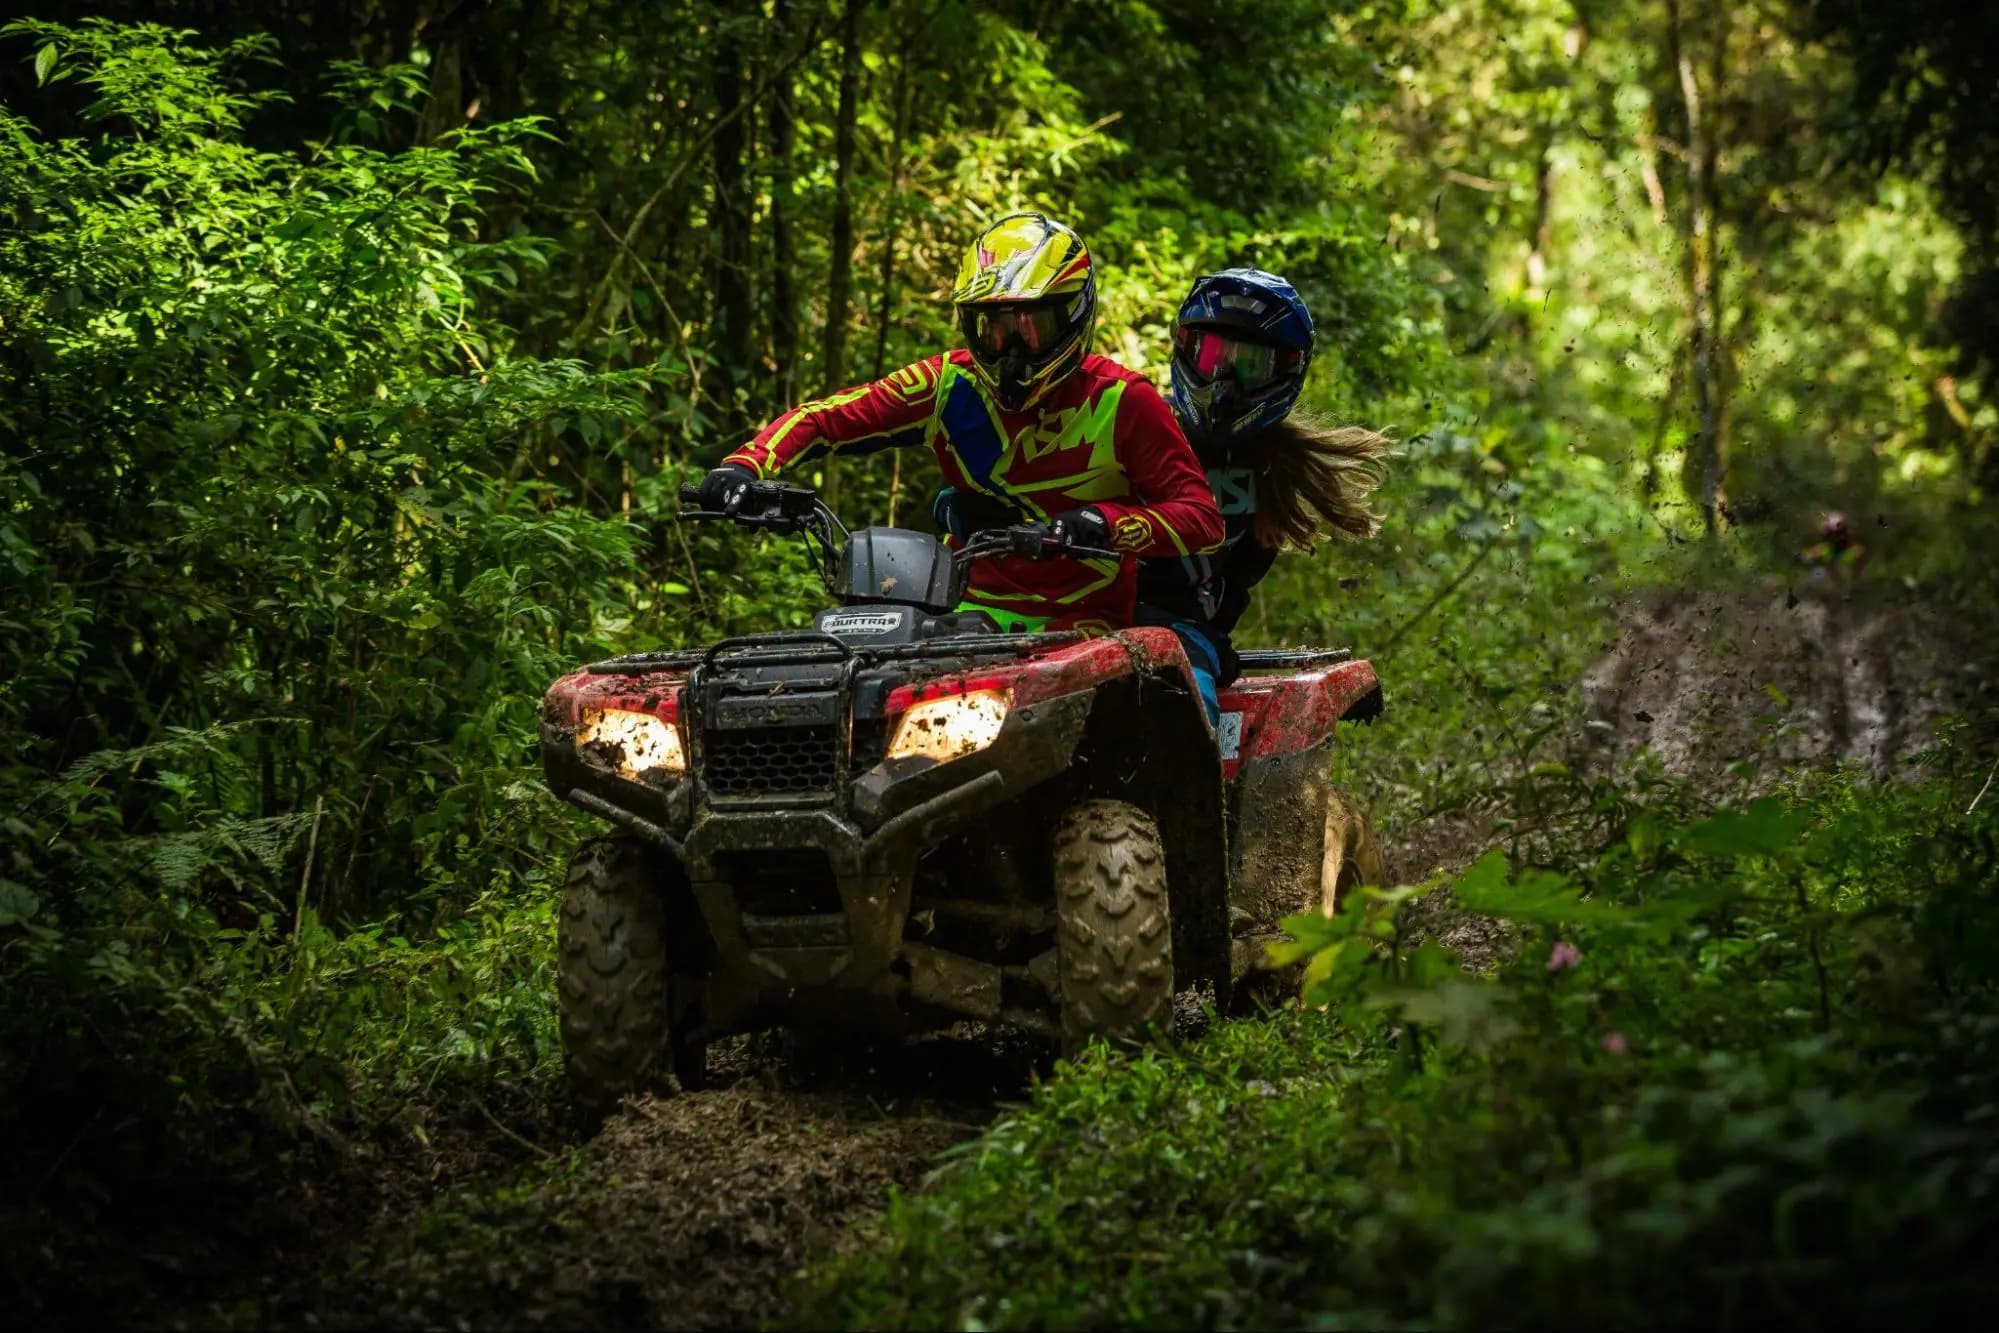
[819,0,866,509]
[1666,0,1728,536]
[769,0,801,410]
[1704,13,1731,525]
[875,21,916,524]
[414,1,488,144]
[872,20,915,383]
[1525,130,1555,299]
[711,18,756,444]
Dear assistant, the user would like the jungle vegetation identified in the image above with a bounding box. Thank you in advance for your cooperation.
[2,2,1995,1325]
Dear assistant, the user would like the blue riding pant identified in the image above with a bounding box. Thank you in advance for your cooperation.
[1134,607,1222,728]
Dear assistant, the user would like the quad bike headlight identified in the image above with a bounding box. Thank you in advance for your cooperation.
[886,688,1011,765]
[575,707,686,781]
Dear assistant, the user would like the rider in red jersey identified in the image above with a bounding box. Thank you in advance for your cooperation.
[699,212,1222,633]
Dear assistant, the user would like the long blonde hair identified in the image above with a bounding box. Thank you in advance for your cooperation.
[1243,413,1393,550]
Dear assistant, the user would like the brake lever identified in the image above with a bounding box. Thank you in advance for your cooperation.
[676,506,801,531]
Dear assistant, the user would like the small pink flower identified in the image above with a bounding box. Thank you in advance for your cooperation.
[1547,941,1583,972]
[1602,1031,1629,1056]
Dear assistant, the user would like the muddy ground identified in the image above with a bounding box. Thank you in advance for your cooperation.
[1579,578,1989,779]
[259,1036,1027,1331]
[167,577,1992,1331]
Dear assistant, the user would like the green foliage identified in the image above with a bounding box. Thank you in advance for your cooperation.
[800,748,1999,1329]
[0,20,642,1267]
[1,5,1995,1322]
[1805,0,1999,397]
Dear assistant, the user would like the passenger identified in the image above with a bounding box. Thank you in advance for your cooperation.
[697,211,1222,635]
[1141,268,1391,723]
[939,267,1390,723]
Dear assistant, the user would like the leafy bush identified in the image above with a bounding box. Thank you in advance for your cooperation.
[800,745,1999,1329]
[0,20,656,1298]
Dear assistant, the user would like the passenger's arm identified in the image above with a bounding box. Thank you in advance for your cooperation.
[1211,538,1279,637]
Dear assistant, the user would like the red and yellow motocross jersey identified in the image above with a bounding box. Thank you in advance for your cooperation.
[725,351,1224,628]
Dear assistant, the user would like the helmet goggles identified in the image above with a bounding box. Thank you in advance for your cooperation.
[961,299,1071,358]
[1173,325,1297,392]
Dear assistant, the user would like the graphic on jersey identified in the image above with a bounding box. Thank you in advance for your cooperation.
[1113,511,1156,552]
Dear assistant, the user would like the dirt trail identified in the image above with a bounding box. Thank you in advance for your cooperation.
[222,576,1994,1330]
[261,1034,1032,1331]
[1578,578,1989,778]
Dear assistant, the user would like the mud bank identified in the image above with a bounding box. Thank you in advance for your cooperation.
[1581,578,1994,778]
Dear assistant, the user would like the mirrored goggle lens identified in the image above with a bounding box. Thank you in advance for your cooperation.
[969,304,1067,355]
[1176,328,1282,389]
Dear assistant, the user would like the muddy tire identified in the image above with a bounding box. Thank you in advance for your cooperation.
[559,835,675,1121]
[1234,789,1382,1014]
[1052,799,1174,1053]
[1319,788,1383,917]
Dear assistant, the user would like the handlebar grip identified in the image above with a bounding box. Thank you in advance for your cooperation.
[678,483,703,506]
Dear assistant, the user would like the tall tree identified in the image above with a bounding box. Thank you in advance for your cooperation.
[1666,0,1730,534]
[768,0,803,409]
[818,0,866,507]
[710,11,757,443]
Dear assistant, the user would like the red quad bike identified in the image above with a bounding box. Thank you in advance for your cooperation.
[539,480,1383,1116]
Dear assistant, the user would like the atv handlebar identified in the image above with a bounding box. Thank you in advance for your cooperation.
[677,480,822,532]
[953,525,1120,564]
[677,481,1117,563]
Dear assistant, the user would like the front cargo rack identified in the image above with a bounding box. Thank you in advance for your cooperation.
[587,635,1354,677]
[586,629,1084,675]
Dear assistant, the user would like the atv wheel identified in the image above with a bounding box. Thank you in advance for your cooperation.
[1052,799,1174,1053]
[558,835,685,1120]
[1233,789,1383,1014]
[1319,788,1383,917]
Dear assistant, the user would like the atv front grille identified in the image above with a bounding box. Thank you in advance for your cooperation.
[701,723,842,799]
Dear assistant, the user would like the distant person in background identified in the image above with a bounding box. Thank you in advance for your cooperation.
[1803,510,1870,586]
[937,267,1391,724]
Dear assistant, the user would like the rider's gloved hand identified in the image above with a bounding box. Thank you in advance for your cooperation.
[697,462,757,514]
[932,486,968,542]
[1047,506,1111,551]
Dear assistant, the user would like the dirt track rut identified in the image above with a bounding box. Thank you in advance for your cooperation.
[284,1035,1031,1330]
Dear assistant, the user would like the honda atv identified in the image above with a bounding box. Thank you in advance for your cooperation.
[538,480,1382,1116]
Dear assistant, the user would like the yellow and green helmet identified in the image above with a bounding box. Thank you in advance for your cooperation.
[951,211,1097,412]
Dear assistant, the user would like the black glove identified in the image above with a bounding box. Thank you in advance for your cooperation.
[697,462,757,513]
[1047,506,1111,551]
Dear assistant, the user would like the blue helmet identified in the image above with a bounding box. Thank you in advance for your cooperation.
[1167,268,1315,445]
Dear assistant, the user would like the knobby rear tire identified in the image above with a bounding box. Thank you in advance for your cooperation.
[1052,799,1175,1054]
[1235,787,1384,1014]
[1320,788,1384,918]
[559,835,675,1123]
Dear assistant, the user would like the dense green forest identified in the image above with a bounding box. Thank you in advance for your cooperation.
[2,2,1996,1327]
